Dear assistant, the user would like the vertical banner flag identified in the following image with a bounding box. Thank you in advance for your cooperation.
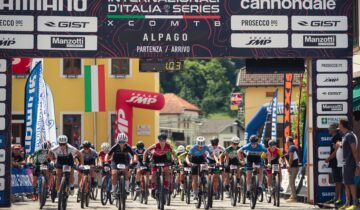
[295,73,304,147]
[24,62,42,154]
[284,73,293,151]
[37,70,49,152]
[271,89,278,141]
[46,85,57,146]
[84,65,106,112]
[261,100,273,144]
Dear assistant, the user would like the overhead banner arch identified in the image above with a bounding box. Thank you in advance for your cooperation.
[115,89,165,146]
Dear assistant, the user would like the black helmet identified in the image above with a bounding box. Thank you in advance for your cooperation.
[249,135,258,143]
[158,133,167,140]
[82,141,91,148]
[210,137,219,145]
[268,139,277,146]
[136,141,144,149]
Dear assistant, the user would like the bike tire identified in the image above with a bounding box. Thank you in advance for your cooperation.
[275,175,280,207]
[130,174,136,200]
[86,177,90,207]
[203,176,209,210]
[241,175,246,204]
[208,175,213,209]
[265,175,271,203]
[91,183,98,200]
[81,176,87,209]
[237,173,241,203]
[219,175,224,201]
[100,176,108,206]
[186,175,191,204]
[144,176,148,205]
[118,175,126,210]
[250,176,257,209]
[230,175,237,206]
[58,177,68,210]
[51,177,56,203]
[257,174,264,202]
[39,176,46,209]
[166,174,172,206]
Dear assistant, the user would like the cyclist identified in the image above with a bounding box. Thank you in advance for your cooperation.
[207,137,225,198]
[143,133,175,198]
[79,141,98,188]
[178,145,191,190]
[186,136,214,200]
[238,135,268,198]
[266,139,283,193]
[220,136,241,197]
[133,141,149,191]
[48,135,83,195]
[106,133,136,195]
[175,145,185,190]
[98,142,111,166]
[30,141,52,201]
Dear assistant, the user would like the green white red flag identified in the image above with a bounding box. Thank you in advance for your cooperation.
[84,65,106,112]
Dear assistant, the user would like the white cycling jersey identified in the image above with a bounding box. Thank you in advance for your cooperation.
[207,144,225,160]
[51,144,78,159]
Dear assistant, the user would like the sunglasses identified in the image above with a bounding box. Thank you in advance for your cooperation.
[159,139,166,141]
[59,143,66,147]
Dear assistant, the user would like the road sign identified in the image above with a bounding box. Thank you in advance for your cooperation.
[231,93,242,105]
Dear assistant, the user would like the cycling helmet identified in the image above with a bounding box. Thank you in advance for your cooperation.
[268,139,277,147]
[91,143,95,149]
[158,133,167,140]
[210,137,219,145]
[101,143,110,152]
[41,141,50,150]
[231,136,240,144]
[116,133,128,144]
[82,141,91,148]
[58,135,68,144]
[177,145,185,153]
[185,145,192,152]
[136,141,145,149]
[132,146,136,150]
[196,136,206,147]
[249,135,258,144]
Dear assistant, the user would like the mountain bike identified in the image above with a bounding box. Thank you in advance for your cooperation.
[152,163,171,210]
[249,164,262,209]
[182,165,192,204]
[58,165,72,210]
[100,164,114,205]
[115,164,128,210]
[229,164,240,207]
[194,163,210,210]
[138,165,149,204]
[38,164,49,209]
[79,165,91,208]
[239,167,247,204]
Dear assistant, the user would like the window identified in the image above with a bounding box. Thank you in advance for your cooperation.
[109,59,131,77]
[61,58,82,77]
[110,113,116,146]
[354,0,360,48]
[62,114,82,148]
[12,114,25,145]
[266,92,275,97]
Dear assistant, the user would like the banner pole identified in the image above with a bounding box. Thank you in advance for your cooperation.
[93,58,97,150]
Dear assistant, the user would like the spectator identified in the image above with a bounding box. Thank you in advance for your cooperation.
[11,144,25,168]
[338,119,359,210]
[325,123,344,205]
[284,136,299,202]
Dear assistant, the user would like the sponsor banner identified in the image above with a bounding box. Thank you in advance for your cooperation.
[0,34,33,49]
[316,59,348,72]
[231,34,288,48]
[0,15,34,31]
[317,115,347,128]
[316,102,348,114]
[316,73,348,86]
[115,89,165,146]
[231,15,288,31]
[46,85,57,147]
[318,187,336,203]
[318,174,335,187]
[316,88,348,100]
[292,16,347,31]
[292,34,348,48]
[284,73,292,150]
[37,16,97,32]
[230,92,242,105]
[271,89,278,141]
[37,35,97,51]
[318,160,332,173]
[11,168,33,194]
[318,146,331,159]
[317,130,333,146]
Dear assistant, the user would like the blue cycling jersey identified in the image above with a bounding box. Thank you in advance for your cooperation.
[239,143,267,156]
[189,145,212,157]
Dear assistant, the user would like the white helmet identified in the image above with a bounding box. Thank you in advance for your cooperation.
[231,136,240,144]
[177,145,185,153]
[58,135,68,144]
[196,136,206,146]
[101,142,110,152]
[116,133,128,144]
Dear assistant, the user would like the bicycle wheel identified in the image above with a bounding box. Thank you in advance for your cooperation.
[257,175,263,203]
[237,173,241,203]
[230,175,237,206]
[39,176,46,209]
[219,175,224,201]
[186,175,191,204]
[100,176,108,205]
[241,175,246,204]
[130,173,136,200]
[265,176,271,203]
[51,177,57,203]
[118,175,126,210]
[58,177,68,210]
[86,178,90,207]
[81,176,87,209]
[91,182,98,200]
[202,176,209,210]
[250,176,258,209]
[208,175,213,208]
[274,175,280,207]
[143,176,148,205]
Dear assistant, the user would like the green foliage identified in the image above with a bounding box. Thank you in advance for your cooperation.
[160,59,244,117]
[208,112,233,119]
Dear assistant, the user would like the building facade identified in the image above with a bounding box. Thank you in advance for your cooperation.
[12,58,160,149]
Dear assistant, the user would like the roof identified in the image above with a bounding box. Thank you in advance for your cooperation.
[199,119,240,134]
[236,68,302,87]
[160,93,201,114]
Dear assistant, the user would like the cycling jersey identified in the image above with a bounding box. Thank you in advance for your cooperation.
[239,143,267,164]
[189,145,212,157]
[134,148,147,163]
[33,149,49,165]
[225,145,241,160]
[98,151,107,163]
[51,144,78,168]
[147,143,172,164]
[80,148,98,165]
[108,144,134,166]
[207,144,225,161]
[268,147,283,164]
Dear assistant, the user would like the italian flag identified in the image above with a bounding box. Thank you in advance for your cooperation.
[84,65,106,112]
